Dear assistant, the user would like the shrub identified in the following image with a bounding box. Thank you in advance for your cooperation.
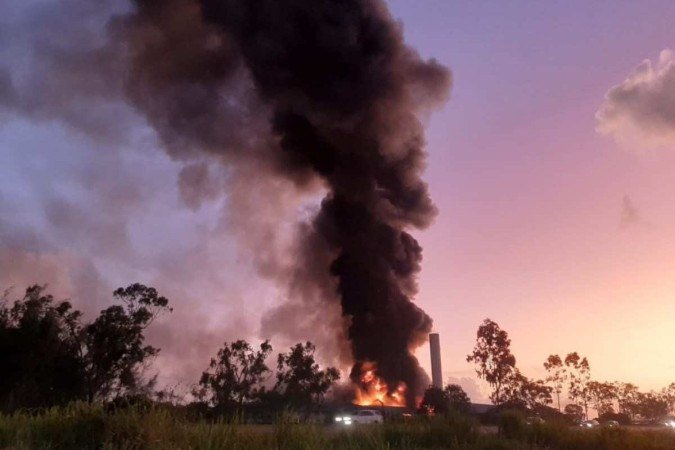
[1,402,675,449]
[598,411,631,425]
[497,410,527,439]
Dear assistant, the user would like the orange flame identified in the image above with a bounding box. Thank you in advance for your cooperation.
[353,363,407,407]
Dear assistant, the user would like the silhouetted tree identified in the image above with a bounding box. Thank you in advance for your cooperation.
[0,285,85,411]
[420,384,471,415]
[466,319,516,405]
[543,354,565,412]
[615,382,641,419]
[662,383,675,414]
[80,284,172,402]
[502,370,552,410]
[420,387,449,415]
[564,403,584,422]
[635,391,670,421]
[523,379,553,410]
[564,352,591,419]
[195,339,272,410]
[587,381,617,416]
[274,342,339,408]
[612,383,672,421]
[445,384,471,413]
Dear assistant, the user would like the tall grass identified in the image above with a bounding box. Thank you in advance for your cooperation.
[0,404,673,449]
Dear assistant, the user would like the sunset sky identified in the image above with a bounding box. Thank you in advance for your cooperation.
[1,0,675,403]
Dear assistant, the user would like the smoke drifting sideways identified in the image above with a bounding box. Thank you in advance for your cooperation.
[120,0,451,405]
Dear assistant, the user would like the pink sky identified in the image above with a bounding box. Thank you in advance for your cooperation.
[390,1,675,398]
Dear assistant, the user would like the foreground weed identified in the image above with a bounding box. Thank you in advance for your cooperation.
[1,404,675,450]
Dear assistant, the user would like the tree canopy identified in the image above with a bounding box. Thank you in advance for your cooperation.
[420,384,472,415]
[274,342,340,408]
[466,318,516,405]
[196,339,272,409]
[3,287,674,422]
[0,284,171,412]
[0,285,84,410]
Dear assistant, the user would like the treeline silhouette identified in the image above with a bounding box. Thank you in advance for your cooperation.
[0,284,339,418]
[466,318,675,424]
[3,285,674,425]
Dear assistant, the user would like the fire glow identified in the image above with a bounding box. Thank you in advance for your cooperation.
[353,363,407,407]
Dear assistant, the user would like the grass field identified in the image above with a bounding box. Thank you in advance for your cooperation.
[1,404,674,450]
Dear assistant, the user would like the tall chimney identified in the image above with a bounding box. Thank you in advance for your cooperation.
[429,333,442,389]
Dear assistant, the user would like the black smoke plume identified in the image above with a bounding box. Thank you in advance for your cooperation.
[118,0,451,405]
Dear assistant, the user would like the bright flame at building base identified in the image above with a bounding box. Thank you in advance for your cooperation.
[352,362,407,407]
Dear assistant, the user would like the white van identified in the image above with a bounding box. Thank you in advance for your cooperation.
[335,409,384,425]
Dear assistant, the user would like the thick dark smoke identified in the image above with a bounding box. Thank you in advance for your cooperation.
[118,0,450,404]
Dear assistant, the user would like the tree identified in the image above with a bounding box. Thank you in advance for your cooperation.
[661,383,675,414]
[613,383,672,421]
[420,384,471,416]
[0,285,85,411]
[564,403,584,422]
[502,370,552,410]
[0,283,171,410]
[523,378,553,410]
[419,387,449,415]
[587,381,617,416]
[445,384,471,413]
[196,339,272,410]
[564,352,591,419]
[635,391,669,421]
[80,283,172,402]
[466,319,516,405]
[274,342,340,408]
[543,354,565,412]
[615,382,641,419]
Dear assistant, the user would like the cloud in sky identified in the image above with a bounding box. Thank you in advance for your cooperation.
[445,376,489,404]
[596,50,675,150]
[620,195,641,229]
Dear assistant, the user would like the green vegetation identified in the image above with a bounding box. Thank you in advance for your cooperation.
[1,404,674,450]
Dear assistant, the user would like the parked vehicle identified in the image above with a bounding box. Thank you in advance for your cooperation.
[602,420,619,428]
[661,417,675,429]
[525,416,545,425]
[334,409,384,425]
[579,419,600,428]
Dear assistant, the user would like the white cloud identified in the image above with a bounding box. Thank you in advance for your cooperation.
[445,376,490,404]
[596,50,675,150]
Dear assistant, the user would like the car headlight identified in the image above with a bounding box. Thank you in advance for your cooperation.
[334,417,342,422]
